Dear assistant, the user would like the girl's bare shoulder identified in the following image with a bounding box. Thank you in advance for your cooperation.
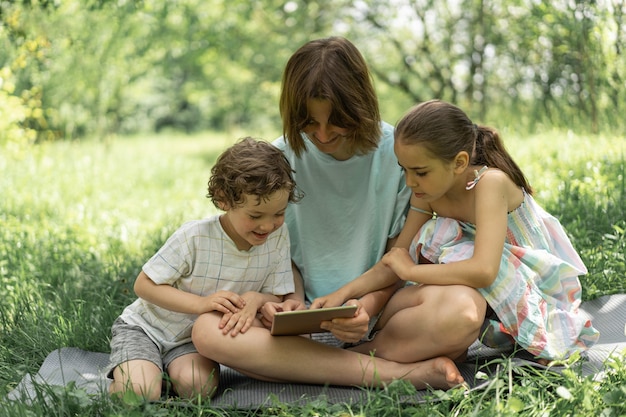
[477,168,524,209]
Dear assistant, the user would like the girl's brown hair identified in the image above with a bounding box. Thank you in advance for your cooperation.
[395,100,533,194]
[207,137,303,208]
[279,36,381,158]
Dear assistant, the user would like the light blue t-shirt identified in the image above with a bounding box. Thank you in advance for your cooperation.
[273,122,410,301]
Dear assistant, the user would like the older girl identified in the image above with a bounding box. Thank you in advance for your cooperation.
[370,100,598,360]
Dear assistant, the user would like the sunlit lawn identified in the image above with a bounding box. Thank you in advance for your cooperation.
[0,129,624,416]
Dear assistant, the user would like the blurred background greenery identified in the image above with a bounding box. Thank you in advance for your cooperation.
[1,0,625,148]
[1,2,625,414]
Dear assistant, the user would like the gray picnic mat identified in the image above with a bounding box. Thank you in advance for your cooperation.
[6,294,626,408]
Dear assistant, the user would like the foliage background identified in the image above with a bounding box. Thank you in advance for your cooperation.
[0,130,624,416]
[1,0,625,146]
[1,1,626,415]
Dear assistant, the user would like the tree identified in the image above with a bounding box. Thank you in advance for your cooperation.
[1,0,624,141]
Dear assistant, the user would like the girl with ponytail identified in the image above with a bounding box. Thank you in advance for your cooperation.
[336,99,598,362]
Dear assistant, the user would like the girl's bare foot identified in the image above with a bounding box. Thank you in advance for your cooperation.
[394,356,464,390]
[423,356,464,389]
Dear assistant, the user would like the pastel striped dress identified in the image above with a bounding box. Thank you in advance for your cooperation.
[409,188,599,360]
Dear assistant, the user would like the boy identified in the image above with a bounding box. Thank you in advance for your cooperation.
[107,137,301,400]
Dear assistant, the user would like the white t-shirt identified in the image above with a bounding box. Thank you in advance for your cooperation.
[120,215,294,350]
[273,122,410,300]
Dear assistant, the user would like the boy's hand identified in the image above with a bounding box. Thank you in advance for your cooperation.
[218,302,259,336]
[259,298,305,329]
[204,290,246,314]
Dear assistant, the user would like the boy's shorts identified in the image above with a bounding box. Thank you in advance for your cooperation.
[106,317,198,379]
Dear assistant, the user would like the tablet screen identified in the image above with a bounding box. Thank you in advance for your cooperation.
[270,305,358,336]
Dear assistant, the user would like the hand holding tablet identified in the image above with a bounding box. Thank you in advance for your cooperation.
[270,305,358,336]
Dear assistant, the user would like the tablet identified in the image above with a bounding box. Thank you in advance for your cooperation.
[270,305,358,336]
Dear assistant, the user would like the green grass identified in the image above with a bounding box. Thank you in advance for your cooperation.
[0,130,625,416]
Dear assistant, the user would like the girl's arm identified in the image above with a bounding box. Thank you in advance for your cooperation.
[312,195,432,307]
[134,270,245,315]
[383,172,510,288]
[310,199,430,342]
